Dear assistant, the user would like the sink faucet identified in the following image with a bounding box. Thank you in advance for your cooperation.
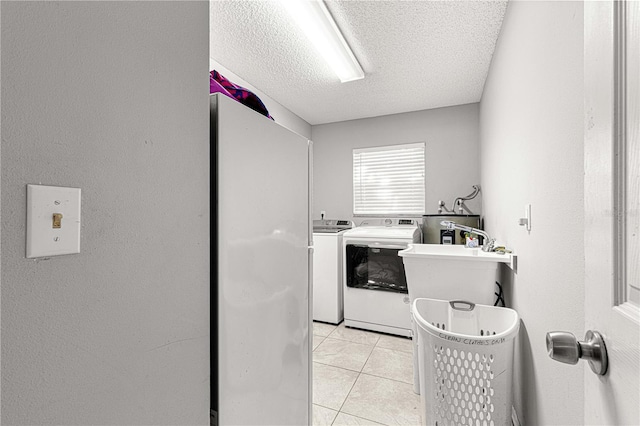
[440,221,496,252]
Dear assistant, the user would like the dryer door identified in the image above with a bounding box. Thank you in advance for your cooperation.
[345,242,409,294]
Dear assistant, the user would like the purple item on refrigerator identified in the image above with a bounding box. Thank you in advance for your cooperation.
[210,70,273,120]
[210,76,235,101]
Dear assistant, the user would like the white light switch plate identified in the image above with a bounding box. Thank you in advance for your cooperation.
[26,184,81,258]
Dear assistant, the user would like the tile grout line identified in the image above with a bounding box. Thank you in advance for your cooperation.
[313,322,416,426]
[313,359,415,426]
[330,373,360,426]
[359,370,414,387]
[330,338,381,426]
[320,336,380,349]
[361,344,416,386]
[312,360,364,374]
[334,373,391,426]
[324,336,380,346]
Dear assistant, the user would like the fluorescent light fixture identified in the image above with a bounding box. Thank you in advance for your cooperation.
[280,0,364,83]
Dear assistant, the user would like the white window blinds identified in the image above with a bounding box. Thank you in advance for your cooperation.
[353,142,425,215]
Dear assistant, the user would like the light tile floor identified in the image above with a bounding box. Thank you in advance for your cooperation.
[312,321,422,426]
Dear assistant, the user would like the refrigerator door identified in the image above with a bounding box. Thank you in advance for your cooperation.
[213,94,311,425]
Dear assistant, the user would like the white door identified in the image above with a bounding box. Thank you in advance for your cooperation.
[584,2,639,424]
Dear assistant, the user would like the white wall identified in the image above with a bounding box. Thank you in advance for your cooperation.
[209,59,312,139]
[311,104,482,224]
[1,2,210,424]
[479,1,584,424]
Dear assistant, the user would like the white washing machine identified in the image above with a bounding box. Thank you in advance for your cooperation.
[342,218,422,337]
[312,219,354,324]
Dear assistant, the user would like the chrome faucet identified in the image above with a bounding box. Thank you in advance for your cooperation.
[440,220,496,252]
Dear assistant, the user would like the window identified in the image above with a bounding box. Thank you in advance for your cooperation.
[353,142,425,215]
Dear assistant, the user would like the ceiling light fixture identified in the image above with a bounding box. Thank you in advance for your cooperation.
[280,0,364,83]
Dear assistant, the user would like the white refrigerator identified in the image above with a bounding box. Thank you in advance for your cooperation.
[211,93,312,425]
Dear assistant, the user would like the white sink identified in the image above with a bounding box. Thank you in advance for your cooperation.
[398,244,514,304]
[398,243,515,267]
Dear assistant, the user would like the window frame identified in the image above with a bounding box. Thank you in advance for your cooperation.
[352,142,426,217]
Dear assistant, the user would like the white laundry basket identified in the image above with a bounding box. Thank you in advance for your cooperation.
[412,298,519,426]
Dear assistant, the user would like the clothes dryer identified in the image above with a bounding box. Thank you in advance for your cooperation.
[342,218,421,337]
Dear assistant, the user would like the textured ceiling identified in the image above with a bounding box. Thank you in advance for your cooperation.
[210,0,507,125]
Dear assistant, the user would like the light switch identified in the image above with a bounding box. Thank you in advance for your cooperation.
[26,184,81,258]
[52,213,63,229]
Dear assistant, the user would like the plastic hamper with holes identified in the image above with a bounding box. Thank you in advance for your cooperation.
[412,298,520,426]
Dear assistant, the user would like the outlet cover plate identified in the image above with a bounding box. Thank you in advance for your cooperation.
[26,184,81,258]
